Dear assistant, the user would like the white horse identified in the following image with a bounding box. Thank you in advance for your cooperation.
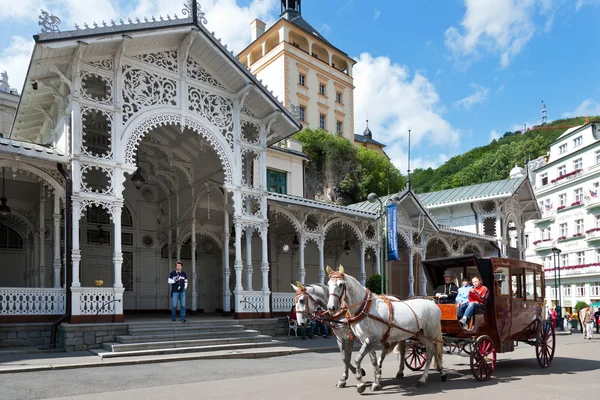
[292,282,401,388]
[326,266,446,392]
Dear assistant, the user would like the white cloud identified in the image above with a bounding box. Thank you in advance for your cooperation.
[0,0,47,21]
[0,36,35,94]
[445,0,555,68]
[490,129,500,141]
[373,9,381,20]
[454,83,489,110]
[562,99,600,118]
[576,0,600,11]
[353,53,460,172]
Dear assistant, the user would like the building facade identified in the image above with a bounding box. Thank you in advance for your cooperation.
[524,122,600,313]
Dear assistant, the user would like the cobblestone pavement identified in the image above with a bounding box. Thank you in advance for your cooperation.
[0,334,598,400]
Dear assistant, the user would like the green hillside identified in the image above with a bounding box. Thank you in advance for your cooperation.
[410,116,599,194]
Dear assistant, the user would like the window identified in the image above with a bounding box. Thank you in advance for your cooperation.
[558,165,566,176]
[575,219,584,234]
[87,228,111,245]
[511,267,525,298]
[336,121,343,135]
[596,150,600,165]
[299,105,306,122]
[0,225,24,249]
[564,285,572,297]
[561,253,568,267]
[525,269,534,299]
[87,205,110,225]
[122,252,133,292]
[541,227,551,240]
[540,173,548,186]
[122,232,134,246]
[559,143,567,154]
[559,193,567,207]
[559,223,568,237]
[573,136,582,147]
[576,251,585,265]
[319,113,326,130]
[267,169,287,194]
[576,284,585,297]
[298,73,306,86]
[535,273,543,299]
[335,92,342,103]
[318,83,326,96]
[575,188,583,203]
[496,266,510,295]
[573,158,583,170]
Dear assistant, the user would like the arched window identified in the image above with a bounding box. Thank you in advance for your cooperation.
[0,225,24,249]
[121,206,133,227]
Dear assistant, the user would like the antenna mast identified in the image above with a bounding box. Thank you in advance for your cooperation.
[407,129,411,190]
[541,100,547,125]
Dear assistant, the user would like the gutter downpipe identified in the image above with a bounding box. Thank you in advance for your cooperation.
[470,203,479,235]
[50,163,72,348]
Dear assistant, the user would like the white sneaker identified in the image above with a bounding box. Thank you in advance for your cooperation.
[459,317,468,329]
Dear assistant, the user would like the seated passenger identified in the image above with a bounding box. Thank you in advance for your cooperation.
[434,270,459,304]
[457,275,489,330]
[455,276,473,307]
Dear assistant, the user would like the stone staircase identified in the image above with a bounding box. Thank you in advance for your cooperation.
[90,319,284,359]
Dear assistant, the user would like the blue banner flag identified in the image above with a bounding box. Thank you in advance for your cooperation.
[386,203,399,261]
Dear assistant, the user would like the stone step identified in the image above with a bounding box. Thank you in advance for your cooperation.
[127,325,246,335]
[103,334,273,352]
[93,339,284,358]
[115,329,260,344]
[126,320,242,328]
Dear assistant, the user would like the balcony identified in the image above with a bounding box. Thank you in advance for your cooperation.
[557,233,585,243]
[585,197,600,210]
[534,212,555,225]
[586,229,600,242]
[551,169,583,186]
[544,264,600,278]
[534,239,554,252]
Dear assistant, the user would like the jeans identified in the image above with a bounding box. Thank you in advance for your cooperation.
[309,321,329,337]
[299,322,313,338]
[584,322,593,339]
[171,291,186,320]
[459,302,483,320]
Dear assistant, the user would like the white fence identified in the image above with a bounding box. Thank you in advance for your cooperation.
[272,292,295,312]
[80,288,116,315]
[0,288,66,315]
[236,291,266,313]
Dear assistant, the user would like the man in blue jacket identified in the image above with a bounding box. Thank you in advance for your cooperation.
[168,261,188,322]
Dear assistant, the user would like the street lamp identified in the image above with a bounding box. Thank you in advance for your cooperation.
[551,247,563,330]
[368,192,401,294]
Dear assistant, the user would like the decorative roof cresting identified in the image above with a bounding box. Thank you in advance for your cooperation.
[39,9,61,33]
[182,0,208,25]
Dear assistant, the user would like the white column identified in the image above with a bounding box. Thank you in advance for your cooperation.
[375,245,381,275]
[39,195,46,288]
[360,242,366,286]
[112,201,124,317]
[408,248,415,298]
[53,193,61,288]
[318,236,325,284]
[420,249,427,296]
[260,225,270,314]
[223,216,231,314]
[71,199,82,317]
[245,229,253,290]
[234,220,243,294]
[299,234,306,284]
[191,219,197,312]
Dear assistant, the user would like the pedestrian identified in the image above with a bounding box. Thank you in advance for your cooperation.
[550,308,557,329]
[563,313,570,331]
[595,307,600,334]
[168,261,188,322]
[580,305,593,340]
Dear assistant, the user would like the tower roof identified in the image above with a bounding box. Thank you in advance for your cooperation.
[363,120,372,139]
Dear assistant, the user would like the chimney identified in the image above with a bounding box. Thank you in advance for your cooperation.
[250,19,266,42]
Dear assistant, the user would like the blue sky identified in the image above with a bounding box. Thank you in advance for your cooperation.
[1,0,599,171]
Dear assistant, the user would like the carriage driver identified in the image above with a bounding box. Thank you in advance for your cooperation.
[434,270,459,304]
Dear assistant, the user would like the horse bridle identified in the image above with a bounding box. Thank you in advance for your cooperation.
[295,287,321,322]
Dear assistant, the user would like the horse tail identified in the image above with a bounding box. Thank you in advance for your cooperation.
[434,322,443,370]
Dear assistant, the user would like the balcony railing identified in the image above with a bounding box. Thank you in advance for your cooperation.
[544,264,600,278]
[534,239,554,251]
[0,288,66,315]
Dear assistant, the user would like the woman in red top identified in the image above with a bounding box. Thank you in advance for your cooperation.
[458,276,489,330]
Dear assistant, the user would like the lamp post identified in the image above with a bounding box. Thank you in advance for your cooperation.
[368,192,401,294]
[551,247,563,330]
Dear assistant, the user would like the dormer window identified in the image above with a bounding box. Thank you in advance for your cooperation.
[573,136,582,147]
[559,143,567,154]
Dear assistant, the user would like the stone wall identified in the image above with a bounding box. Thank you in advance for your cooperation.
[240,318,288,337]
[0,323,52,348]
[57,323,128,352]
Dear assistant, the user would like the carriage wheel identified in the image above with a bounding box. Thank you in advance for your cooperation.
[536,319,556,368]
[405,340,427,371]
[469,335,496,381]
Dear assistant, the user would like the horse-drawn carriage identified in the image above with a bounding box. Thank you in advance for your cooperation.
[406,255,556,381]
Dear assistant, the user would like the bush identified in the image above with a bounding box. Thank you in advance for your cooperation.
[366,274,386,294]
[575,301,588,311]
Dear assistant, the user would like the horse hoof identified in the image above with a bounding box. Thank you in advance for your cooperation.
[370,384,381,392]
[361,368,366,377]
[396,372,404,379]
[336,381,346,388]
[441,373,448,382]
[357,384,367,394]
[416,381,426,388]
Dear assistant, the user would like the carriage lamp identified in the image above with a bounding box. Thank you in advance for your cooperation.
[292,234,300,252]
[343,240,351,255]
[0,167,11,218]
[130,167,145,190]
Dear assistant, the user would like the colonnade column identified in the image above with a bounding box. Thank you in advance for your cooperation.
[191,218,197,312]
[112,201,124,317]
[245,229,253,290]
[38,194,46,288]
[408,249,415,298]
[419,248,427,296]
[71,199,82,317]
[234,220,244,295]
[260,224,270,314]
[53,193,61,288]
[318,236,325,284]
[299,234,306,284]
[222,210,231,314]
[360,242,366,286]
